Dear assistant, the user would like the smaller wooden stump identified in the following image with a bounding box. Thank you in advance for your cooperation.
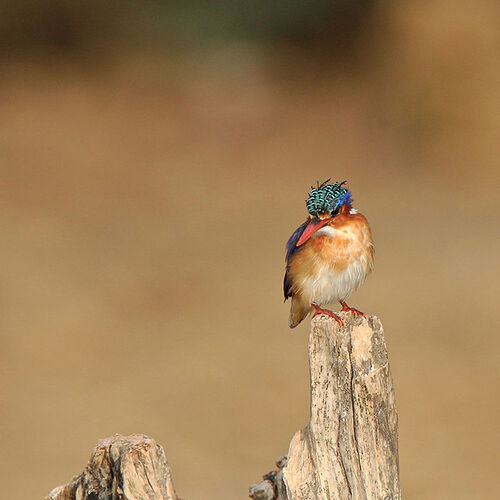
[46,434,178,500]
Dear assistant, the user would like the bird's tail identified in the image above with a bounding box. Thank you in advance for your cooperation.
[289,295,310,328]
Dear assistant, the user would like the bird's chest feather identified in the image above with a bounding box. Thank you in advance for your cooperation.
[289,215,373,302]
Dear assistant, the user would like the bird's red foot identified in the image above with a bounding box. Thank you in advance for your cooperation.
[312,304,345,327]
[339,300,368,318]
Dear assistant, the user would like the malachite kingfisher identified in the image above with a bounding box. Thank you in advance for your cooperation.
[284,180,374,328]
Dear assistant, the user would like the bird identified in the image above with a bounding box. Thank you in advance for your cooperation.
[284,179,374,328]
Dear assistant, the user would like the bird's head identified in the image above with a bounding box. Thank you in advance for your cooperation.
[296,179,352,247]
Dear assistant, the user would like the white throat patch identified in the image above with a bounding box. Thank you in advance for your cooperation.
[313,226,336,238]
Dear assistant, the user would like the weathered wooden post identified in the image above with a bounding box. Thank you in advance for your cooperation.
[250,313,400,500]
[46,313,399,500]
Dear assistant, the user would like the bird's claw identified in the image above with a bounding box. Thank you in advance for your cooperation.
[312,304,346,327]
[339,301,368,319]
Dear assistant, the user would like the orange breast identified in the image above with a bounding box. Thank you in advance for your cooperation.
[317,212,373,270]
[288,211,374,295]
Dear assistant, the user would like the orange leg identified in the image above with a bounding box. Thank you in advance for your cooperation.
[339,300,368,318]
[312,304,345,326]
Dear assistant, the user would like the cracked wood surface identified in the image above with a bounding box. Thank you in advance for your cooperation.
[46,434,178,500]
[250,313,400,500]
[45,315,398,500]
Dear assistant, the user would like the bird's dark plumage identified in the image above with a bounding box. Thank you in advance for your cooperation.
[284,219,309,300]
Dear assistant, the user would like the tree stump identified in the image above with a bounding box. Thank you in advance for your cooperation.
[46,434,178,500]
[250,313,400,500]
[45,314,399,500]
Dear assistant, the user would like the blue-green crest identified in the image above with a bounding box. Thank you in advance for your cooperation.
[306,179,351,216]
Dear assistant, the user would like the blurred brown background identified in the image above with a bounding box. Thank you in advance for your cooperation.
[1,1,499,498]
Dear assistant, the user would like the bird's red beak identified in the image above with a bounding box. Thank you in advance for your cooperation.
[296,217,332,247]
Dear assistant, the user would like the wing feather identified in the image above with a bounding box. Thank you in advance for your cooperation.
[283,219,309,300]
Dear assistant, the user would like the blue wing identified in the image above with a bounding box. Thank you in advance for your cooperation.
[283,219,309,301]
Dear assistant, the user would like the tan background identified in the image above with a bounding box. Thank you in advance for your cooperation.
[1,1,499,499]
